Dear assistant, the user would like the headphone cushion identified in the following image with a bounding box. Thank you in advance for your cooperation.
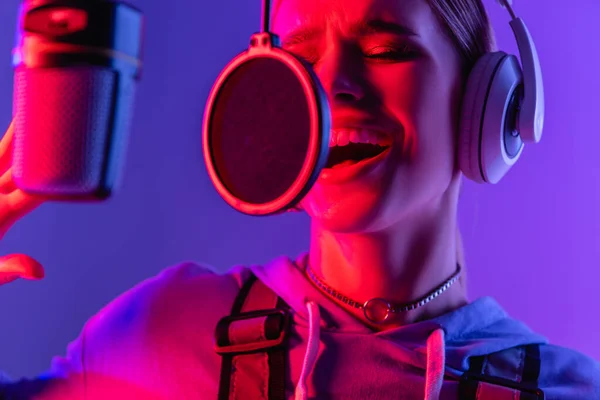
[459,52,507,183]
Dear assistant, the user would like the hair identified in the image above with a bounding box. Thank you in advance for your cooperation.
[426,0,497,74]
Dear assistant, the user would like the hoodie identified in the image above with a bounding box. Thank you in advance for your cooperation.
[1,252,598,399]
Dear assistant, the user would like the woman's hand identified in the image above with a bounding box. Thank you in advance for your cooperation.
[0,120,47,286]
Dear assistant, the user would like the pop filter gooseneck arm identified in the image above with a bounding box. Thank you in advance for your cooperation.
[261,0,271,33]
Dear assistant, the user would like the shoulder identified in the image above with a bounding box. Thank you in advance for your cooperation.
[85,261,251,338]
[29,262,254,399]
[539,343,600,399]
[79,261,252,371]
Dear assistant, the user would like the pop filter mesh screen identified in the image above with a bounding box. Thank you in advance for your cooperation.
[209,57,311,205]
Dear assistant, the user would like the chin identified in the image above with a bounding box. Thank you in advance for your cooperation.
[302,184,389,233]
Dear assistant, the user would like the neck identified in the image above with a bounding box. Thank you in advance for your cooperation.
[307,192,468,330]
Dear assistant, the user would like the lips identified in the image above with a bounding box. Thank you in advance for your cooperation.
[324,127,393,169]
[316,113,398,182]
[319,145,392,184]
[325,142,389,168]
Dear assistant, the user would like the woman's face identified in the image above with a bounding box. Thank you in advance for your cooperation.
[272,0,465,233]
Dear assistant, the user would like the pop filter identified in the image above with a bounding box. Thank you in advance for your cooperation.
[202,0,330,216]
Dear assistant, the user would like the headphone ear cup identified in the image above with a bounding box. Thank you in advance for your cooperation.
[459,52,505,183]
[458,51,525,184]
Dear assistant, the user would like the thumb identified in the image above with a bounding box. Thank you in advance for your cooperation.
[0,254,44,286]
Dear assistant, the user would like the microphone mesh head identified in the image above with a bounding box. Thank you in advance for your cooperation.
[12,67,117,195]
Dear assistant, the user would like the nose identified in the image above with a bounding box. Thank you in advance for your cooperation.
[331,76,365,103]
[317,46,366,104]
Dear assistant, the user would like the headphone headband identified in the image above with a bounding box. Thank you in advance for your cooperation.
[499,0,545,143]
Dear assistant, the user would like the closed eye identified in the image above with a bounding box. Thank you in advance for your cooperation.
[363,44,420,62]
[286,42,420,68]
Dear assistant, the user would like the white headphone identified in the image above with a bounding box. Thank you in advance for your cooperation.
[459,0,544,184]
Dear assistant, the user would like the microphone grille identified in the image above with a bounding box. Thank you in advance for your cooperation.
[12,67,118,195]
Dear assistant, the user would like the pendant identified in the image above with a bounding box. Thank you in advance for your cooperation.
[363,298,394,323]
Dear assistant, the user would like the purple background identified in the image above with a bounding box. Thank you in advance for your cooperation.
[0,0,598,378]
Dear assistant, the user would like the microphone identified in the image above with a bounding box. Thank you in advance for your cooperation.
[11,0,144,201]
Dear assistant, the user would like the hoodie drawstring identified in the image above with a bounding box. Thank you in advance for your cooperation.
[425,328,446,399]
[295,301,321,400]
[294,301,446,400]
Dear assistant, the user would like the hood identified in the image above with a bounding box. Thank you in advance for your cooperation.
[249,252,548,400]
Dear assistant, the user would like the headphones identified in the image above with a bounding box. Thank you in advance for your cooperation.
[458,0,544,184]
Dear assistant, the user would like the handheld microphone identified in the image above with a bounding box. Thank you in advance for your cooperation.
[11,0,144,201]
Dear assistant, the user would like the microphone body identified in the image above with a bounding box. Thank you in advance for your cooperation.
[11,0,144,200]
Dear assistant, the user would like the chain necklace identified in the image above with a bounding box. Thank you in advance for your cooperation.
[305,263,462,324]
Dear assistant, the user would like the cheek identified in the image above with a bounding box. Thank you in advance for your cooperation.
[370,62,458,163]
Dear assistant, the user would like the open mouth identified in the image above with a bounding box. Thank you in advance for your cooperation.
[325,142,390,168]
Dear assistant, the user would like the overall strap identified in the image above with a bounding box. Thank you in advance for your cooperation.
[215,273,291,400]
[459,344,544,399]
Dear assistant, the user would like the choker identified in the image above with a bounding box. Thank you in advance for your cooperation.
[305,263,462,324]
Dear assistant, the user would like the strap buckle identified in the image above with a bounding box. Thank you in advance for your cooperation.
[214,308,291,355]
[461,373,545,399]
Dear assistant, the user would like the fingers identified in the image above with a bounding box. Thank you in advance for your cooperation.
[0,120,14,174]
[0,168,17,195]
[0,254,44,287]
[4,189,44,219]
[0,122,48,288]
[0,189,45,240]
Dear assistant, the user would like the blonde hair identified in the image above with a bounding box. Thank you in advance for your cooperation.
[426,0,497,73]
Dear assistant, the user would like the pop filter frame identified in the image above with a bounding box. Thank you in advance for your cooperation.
[202,30,331,216]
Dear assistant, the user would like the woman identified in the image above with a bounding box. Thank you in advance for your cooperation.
[0,0,598,398]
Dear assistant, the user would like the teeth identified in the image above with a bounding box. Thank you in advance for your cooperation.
[329,129,390,147]
[358,130,369,144]
[329,133,337,147]
[337,130,350,146]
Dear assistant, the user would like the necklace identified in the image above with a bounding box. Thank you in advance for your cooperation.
[305,263,462,324]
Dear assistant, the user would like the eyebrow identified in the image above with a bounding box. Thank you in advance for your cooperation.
[282,19,418,47]
[351,19,418,37]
